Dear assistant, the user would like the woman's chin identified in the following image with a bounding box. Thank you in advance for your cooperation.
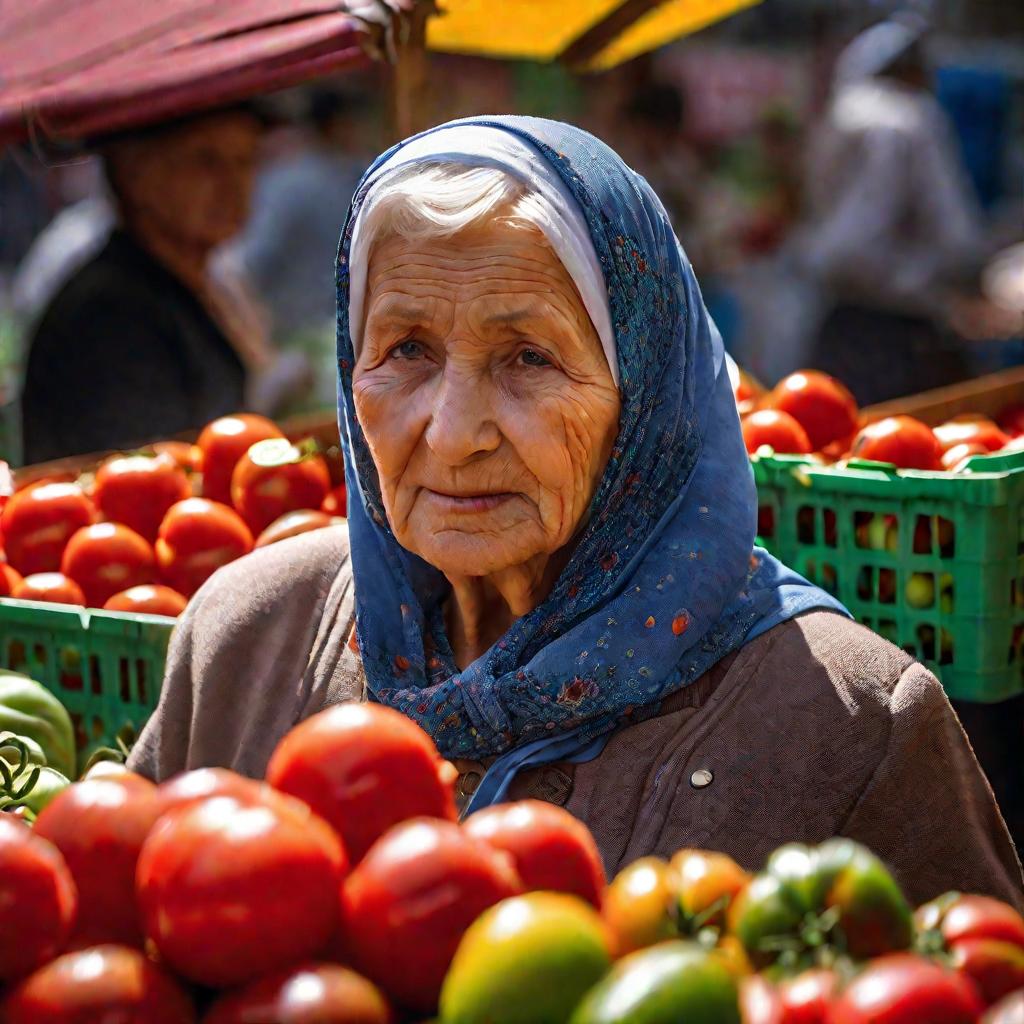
[404,530,546,580]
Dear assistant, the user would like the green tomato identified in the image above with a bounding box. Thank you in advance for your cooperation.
[0,764,70,818]
[0,672,76,778]
[730,873,806,967]
[568,941,740,1024]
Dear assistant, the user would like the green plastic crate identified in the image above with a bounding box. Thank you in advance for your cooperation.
[0,599,174,764]
[752,449,1024,703]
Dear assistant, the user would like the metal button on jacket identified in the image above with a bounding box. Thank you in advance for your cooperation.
[690,768,714,789]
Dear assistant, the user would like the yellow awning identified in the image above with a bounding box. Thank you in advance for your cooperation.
[426,0,761,70]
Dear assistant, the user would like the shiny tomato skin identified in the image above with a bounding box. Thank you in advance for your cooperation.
[777,969,838,1024]
[322,482,348,517]
[766,371,859,451]
[34,778,164,948]
[940,895,1024,949]
[103,584,188,617]
[266,703,458,866]
[983,990,1024,1024]
[153,440,203,474]
[741,974,786,1024]
[826,954,983,1024]
[202,962,395,1024]
[341,818,523,1013]
[1,482,96,575]
[197,413,284,505]
[231,448,332,536]
[952,938,1024,1007]
[671,848,751,931]
[155,498,253,596]
[12,572,85,605]
[155,766,269,817]
[0,562,23,596]
[255,508,336,548]
[94,454,191,543]
[933,419,1010,455]
[942,442,989,471]
[0,816,77,982]
[137,794,347,988]
[61,522,156,608]
[3,944,196,1023]
[742,409,813,455]
[850,417,944,471]
[464,800,606,908]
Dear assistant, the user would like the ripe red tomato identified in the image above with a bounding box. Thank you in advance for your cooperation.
[93,453,191,543]
[203,962,394,1024]
[3,944,195,1024]
[933,418,1010,454]
[267,703,458,865]
[464,800,606,908]
[341,818,523,1013]
[255,508,337,548]
[776,968,837,1024]
[197,413,284,505]
[156,767,267,817]
[1,482,95,575]
[103,584,188,617]
[61,523,156,608]
[322,482,348,517]
[933,895,1024,949]
[34,777,162,947]
[942,442,990,471]
[997,404,1024,438]
[983,990,1024,1024]
[231,440,332,536]
[0,563,23,596]
[152,441,203,474]
[827,954,983,1024]
[12,572,85,605]
[137,794,347,988]
[742,409,813,456]
[0,817,76,982]
[765,371,859,451]
[850,417,943,471]
[952,938,1024,1007]
[155,498,253,597]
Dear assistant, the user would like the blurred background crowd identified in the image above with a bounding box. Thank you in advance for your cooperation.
[0,0,1022,466]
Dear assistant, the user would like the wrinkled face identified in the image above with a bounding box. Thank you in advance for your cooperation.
[353,221,621,578]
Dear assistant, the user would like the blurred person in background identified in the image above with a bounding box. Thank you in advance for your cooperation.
[799,15,988,405]
[225,87,368,411]
[20,107,271,464]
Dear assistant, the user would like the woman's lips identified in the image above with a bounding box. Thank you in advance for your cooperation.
[422,489,517,514]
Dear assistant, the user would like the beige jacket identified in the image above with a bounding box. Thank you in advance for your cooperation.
[128,527,1024,911]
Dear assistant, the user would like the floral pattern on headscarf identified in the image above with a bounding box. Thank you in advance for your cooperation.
[335,116,846,771]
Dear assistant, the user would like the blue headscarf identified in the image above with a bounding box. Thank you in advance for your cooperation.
[336,116,847,809]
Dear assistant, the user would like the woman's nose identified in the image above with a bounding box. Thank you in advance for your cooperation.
[424,366,501,465]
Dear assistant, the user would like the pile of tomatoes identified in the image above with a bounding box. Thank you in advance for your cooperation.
[0,413,347,617]
[1,703,1021,1023]
[736,368,1024,473]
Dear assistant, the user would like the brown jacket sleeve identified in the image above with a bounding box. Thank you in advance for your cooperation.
[840,661,1024,912]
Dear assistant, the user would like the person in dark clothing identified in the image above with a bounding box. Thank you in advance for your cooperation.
[21,107,264,464]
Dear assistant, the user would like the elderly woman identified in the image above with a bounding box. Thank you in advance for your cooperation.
[128,117,1023,909]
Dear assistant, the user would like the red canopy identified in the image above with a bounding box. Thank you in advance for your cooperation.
[0,0,370,147]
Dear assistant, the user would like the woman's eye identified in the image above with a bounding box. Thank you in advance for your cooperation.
[519,348,551,368]
[390,340,424,360]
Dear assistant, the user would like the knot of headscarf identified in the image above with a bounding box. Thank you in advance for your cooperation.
[336,115,846,804]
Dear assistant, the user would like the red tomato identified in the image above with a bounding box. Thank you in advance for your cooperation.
[152,441,203,475]
[933,418,1010,455]
[93,454,191,543]
[231,440,332,536]
[267,703,458,865]
[34,777,163,948]
[61,523,156,608]
[742,409,813,455]
[942,442,990,471]
[103,584,188,617]
[936,895,1024,949]
[997,404,1024,438]
[255,509,337,548]
[741,975,786,1024]
[464,800,606,908]
[137,794,347,988]
[952,938,1024,1007]
[197,413,284,505]
[850,417,943,471]
[155,498,253,597]
[203,962,394,1024]
[777,969,837,1024]
[0,563,23,596]
[0,817,76,982]
[3,944,195,1024]
[322,482,348,517]
[12,572,85,605]
[766,371,859,451]
[156,767,267,817]
[341,818,523,1013]
[826,954,983,1024]
[1,482,95,575]
[983,990,1024,1024]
